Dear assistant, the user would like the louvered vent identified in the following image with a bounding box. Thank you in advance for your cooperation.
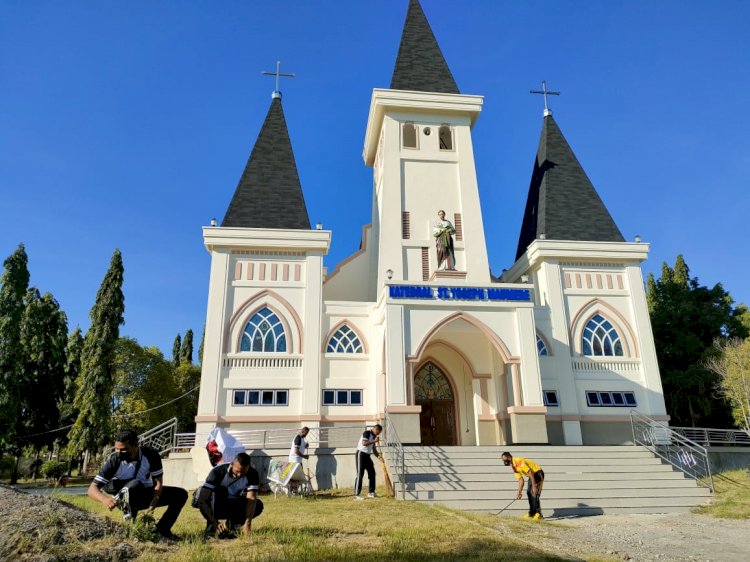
[454,213,463,241]
[402,211,410,239]
[421,247,430,281]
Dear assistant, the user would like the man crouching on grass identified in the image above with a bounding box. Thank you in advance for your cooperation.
[88,429,188,540]
[196,452,264,538]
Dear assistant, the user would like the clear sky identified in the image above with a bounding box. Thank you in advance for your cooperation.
[1,1,749,355]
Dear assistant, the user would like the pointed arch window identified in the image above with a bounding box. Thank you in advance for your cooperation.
[240,307,287,352]
[582,314,624,357]
[439,124,453,150]
[536,336,549,356]
[414,362,453,401]
[326,325,364,354]
[402,122,417,149]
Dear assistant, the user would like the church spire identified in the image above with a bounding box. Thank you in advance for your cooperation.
[222,95,310,229]
[390,0,460,94]
[515,114,624,260]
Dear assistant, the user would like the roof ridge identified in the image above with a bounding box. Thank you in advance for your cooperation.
[390,0,460,94]
[515,115,624,260]
[222,97,311,230]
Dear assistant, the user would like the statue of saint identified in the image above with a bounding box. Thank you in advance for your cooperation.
[433,210,456,271]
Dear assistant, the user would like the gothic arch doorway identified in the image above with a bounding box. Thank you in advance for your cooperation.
[415,361,457,446]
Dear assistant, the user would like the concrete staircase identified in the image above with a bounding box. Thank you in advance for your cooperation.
[385,446,711,517]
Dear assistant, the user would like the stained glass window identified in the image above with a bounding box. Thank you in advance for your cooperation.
[582,314,624,356]
[240,307,287,352]
[414,362,453,401]
[326,324,364,353]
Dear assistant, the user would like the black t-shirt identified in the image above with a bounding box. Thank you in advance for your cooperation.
[202,463,260,499]
[94,445,163,489]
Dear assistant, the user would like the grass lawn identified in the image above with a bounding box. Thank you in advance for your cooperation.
[61,487,568,561]
[695,468,750,519]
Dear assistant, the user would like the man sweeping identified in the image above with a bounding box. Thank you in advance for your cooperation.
[501,451,545,520]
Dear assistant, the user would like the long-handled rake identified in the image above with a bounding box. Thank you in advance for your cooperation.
[494,498,517,516]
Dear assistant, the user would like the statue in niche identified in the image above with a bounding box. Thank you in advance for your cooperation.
[433,210,456,270]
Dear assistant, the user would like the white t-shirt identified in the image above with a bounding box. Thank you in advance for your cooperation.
[289,433,308,463]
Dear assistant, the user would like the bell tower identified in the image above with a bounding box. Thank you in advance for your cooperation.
[362,0,490,289]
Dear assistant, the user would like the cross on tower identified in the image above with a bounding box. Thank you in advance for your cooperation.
[530,80,560,116]
[261,60,296,99]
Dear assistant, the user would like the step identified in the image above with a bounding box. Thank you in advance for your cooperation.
[401,456,665,467]
[404,487,711,501]
[391,471,690,484]
[402,475,696,491]
[392,463,678,475]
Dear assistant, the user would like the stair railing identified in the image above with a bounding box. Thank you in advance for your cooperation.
[383,409,406,500]
[630,410,714,492]
[138,417,178,455]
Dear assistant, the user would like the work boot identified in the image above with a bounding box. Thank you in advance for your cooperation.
[533,513,544,520]
[522,514,532,519]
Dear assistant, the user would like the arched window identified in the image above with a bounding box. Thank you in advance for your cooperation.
[240,307,287,352]
[582,314,624,357]
[536,335,549,356]
[414,362,453,401]
[326,324,363,353]
[402,122,417,149]
[439,125,453,150]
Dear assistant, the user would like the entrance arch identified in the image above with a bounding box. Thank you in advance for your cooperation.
[414,361,457,446]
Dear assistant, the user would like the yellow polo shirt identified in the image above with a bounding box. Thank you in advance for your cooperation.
[511,457,542,480]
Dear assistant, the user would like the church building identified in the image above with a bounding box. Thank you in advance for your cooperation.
[195,0,669,447]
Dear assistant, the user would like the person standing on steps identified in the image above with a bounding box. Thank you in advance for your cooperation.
[353,424,382,500]
[501,451,545,520]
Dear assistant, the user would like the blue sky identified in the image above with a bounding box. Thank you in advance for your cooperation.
[1,1,749,355]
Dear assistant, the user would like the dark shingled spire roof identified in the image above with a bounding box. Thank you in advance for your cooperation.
[390,0,460,94]
[515,114,624,260]
[222,96,311,229]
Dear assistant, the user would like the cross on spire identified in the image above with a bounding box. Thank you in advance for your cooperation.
[261,60,295,100]
[530,80,560,116]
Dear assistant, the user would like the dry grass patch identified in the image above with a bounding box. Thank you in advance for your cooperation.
[695,468,750,519]
[63,487,569,561]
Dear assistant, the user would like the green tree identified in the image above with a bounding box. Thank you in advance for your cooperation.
[174,361,201,432]
[705,338,750,430]
[0,245,30,472]
[20,289,69,451]
[67,250,125,456]
[198,326,205,365]
[180,329,194,365]
[647,255,748,427]
[60,327,84,430]
[113,338,177,433]
[172,333,181,366]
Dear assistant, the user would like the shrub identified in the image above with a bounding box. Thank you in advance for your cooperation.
[40,460,68,480]
[0,457,15,478]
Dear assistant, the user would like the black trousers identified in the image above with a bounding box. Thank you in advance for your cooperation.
[203,489,264,530]
[354,451,375,495]
[526,470,545,516]
[126,483,188,532]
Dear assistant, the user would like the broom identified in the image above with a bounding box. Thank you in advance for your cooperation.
[378,454,394,497]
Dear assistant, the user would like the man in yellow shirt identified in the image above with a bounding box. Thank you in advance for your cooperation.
[501,452,545,520]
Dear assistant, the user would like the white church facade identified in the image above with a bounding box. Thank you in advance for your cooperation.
[195,0,668,447]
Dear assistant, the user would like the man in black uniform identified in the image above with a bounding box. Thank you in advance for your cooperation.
[88,429,188,540]
[354,424,382,500]
[196,452,264,537]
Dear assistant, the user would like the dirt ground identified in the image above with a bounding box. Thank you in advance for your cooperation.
[0,484,136,562]
[520,512,750,561]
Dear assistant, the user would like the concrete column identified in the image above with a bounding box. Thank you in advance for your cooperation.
[385,304,406,405]
[197,248,230,421]
[301,253,324,416]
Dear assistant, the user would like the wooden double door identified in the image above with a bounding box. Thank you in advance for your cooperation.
[415,362,457,446]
